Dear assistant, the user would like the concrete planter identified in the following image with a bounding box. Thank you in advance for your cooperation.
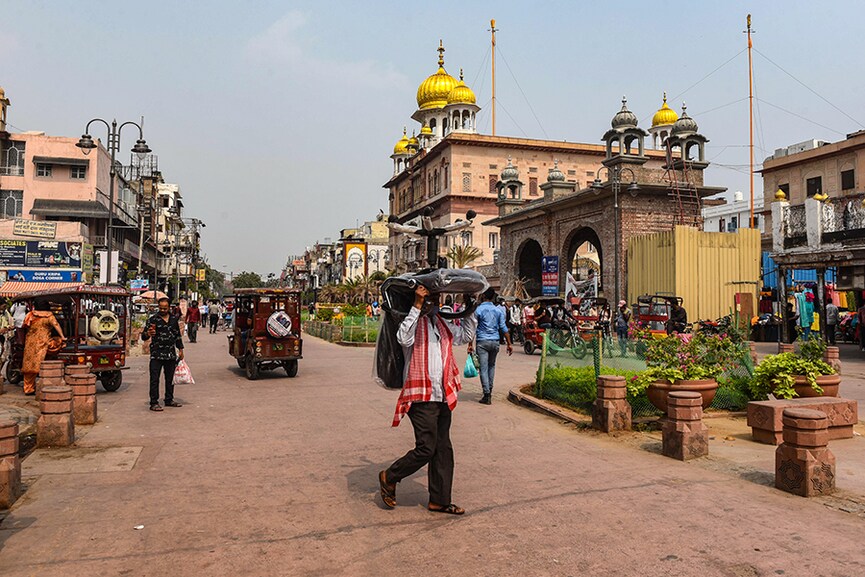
[647,379,719,413]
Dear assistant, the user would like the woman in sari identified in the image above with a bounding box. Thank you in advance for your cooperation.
[22,300,65,396]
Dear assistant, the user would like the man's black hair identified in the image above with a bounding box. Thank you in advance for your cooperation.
[158,296,170,304]
[482,287,496,301]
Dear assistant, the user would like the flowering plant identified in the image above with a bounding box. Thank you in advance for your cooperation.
[627,332,745,397]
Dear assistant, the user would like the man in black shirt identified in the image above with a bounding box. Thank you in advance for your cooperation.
[141,297,185,412]
[667,300,688,335]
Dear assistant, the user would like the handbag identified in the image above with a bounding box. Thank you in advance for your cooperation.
[463,356,478,378]
[173,359,195,385]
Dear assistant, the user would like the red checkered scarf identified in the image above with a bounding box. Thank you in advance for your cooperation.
[392,313,460,427]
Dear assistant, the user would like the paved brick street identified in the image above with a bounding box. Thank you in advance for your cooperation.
[1,333,864,576]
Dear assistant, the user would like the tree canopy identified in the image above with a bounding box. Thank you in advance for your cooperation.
[231,271,264,289]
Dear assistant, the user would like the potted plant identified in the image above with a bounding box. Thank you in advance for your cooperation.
[752,344,838,400]
[629,332,744,412]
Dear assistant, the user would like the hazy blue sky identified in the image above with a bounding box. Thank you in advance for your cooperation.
[3,1,863,274]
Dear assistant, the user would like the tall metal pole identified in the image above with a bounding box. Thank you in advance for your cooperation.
[747,14,755,228]
[490,19,497,136]
[613,166,620,308]
[107,120,117,284]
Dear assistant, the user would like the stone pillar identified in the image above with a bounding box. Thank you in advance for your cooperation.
[68,374,98,425]
[36,360,65,403]
[776,408,835,497]
[0,420,21,508]
[778,343,794,354]
[37,386,74,448]
[662,391,709,461]
[824,346,842,374]
[64,365,91,379]
[592,375,631,432]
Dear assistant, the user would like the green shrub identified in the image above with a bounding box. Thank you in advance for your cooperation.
[539,365,641,409]
[317,308,335,323]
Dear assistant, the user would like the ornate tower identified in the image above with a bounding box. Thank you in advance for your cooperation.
[602,97,648,168]
[495,158,524,216]
[665,103,709,169]
[649,92,678,149]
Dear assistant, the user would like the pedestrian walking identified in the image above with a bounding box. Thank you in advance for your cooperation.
[509,298,524,344]
[858,302,865,351]
[825,300,839,345]
[469,288,512,405]
[185,301,201,343]
[21,300,65,396]
[615,300,631,356]
[0,301,14,378]
[208,300,222,333]
[379,285,477,515]
[142,297,184,412]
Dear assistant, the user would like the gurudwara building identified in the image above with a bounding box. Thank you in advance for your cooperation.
[382,42,682,273]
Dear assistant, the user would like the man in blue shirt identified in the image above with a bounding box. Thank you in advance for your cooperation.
[468,287,512,405]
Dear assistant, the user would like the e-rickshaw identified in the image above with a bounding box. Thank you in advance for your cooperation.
[633,294,682,337]
[228,288,303,380]
[521,296,587,358]
[7,285,130,391]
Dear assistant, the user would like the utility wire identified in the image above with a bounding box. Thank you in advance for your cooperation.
[754,47,863,128]
[757,98,846,135]
[496,46,549,139]
[471,45,491,88]
[496,99,528,138]
[750,56,768,160]
[669,48,747,103]
[691,97,749,117]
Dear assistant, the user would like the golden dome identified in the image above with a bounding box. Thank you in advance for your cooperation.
[407,132,419,149]
[420,122,433,136]
[393,128,410,155]
[651,92,679,128]
[447,69,476,105]
[774,188,787,201]
[416,40,458,110]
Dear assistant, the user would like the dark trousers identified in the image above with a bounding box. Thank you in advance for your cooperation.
[187,322,198,342]
[827,323,836,345]
[149,358,177,405]
[386,402,454,506]
[209,315,219,333]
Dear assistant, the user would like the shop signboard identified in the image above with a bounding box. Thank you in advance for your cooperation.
[6,269,83,282]
[0,240,83,268]
[13,219,57,239]
[195,268,207,281]
[541,256,559,296]
[130,278,150,291]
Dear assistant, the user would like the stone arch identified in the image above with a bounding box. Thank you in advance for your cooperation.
[563,226,603,298]
[516,238,544,298]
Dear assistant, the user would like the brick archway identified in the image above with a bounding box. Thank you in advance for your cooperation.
[516,238,544,297]
[563,226,603,288]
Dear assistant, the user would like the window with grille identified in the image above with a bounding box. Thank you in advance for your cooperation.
[806,176,822,197]
[36,163,52,177]
[0,141,25,176]
[528,167,537,173]
[841,169,855,191]
[488,232,498,249]
[567,170,576,176]
[489,175,498,194]
[462,172,471,192]
[529,177,538,195]
[0,190,23,218]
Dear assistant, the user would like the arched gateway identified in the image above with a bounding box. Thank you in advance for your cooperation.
[516,239,543,297]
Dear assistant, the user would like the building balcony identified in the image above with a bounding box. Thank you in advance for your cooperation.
[771,195,865,263]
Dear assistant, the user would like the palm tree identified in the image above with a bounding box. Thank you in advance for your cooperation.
[446,245,483,269]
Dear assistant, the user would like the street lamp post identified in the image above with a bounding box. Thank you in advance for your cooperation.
[76,119,151,285]
[592,167,639,307]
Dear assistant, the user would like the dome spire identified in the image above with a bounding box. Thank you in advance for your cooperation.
[437,39,445,68]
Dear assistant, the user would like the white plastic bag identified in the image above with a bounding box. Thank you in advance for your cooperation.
[173,359,195,385]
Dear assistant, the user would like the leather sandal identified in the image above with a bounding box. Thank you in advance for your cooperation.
[165,401,182,407]
[379,470,396,508]
[428,503,465,515]
[150,404,163,412]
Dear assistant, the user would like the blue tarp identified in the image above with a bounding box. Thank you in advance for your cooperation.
[761,252,836,289]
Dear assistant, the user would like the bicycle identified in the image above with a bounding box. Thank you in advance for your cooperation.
[546,320,588,360]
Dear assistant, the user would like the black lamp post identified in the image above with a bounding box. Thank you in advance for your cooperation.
[592,166,638,307]
[77,119,151,284]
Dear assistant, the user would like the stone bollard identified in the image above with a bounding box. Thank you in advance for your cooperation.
[662,391,709,461]
[37,386,74,448]
[778,343,794,354]
[592,375,631,432]
[776,408,835,497]
[64,365,91,378]
[0,420,21,508]
[36,360,66,403]
[68,374,98,425]
[824,346,842,375]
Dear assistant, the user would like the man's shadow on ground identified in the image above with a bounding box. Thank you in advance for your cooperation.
[346,458,429,510]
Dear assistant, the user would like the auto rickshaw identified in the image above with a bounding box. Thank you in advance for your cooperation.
[227,288,302,380]
[632,294,683,337]
[521,296,563,355]
[6,285,130,391]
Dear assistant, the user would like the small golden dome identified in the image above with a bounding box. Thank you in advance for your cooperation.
[651,92,679,128]
[416,40,458,110]
[420,122,433,136]
[393,128,410,155]
[447,69,476,105]
[407,132,419,149]
[774,188,787,201]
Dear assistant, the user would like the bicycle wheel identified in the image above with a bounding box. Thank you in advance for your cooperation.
[570,336,588,359]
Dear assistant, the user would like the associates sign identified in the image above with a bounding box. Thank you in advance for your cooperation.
[0,240,83,268]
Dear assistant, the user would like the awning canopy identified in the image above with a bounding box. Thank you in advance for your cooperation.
[31,156,90,167]
[0,281,84,297]
[30,199,109,219]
